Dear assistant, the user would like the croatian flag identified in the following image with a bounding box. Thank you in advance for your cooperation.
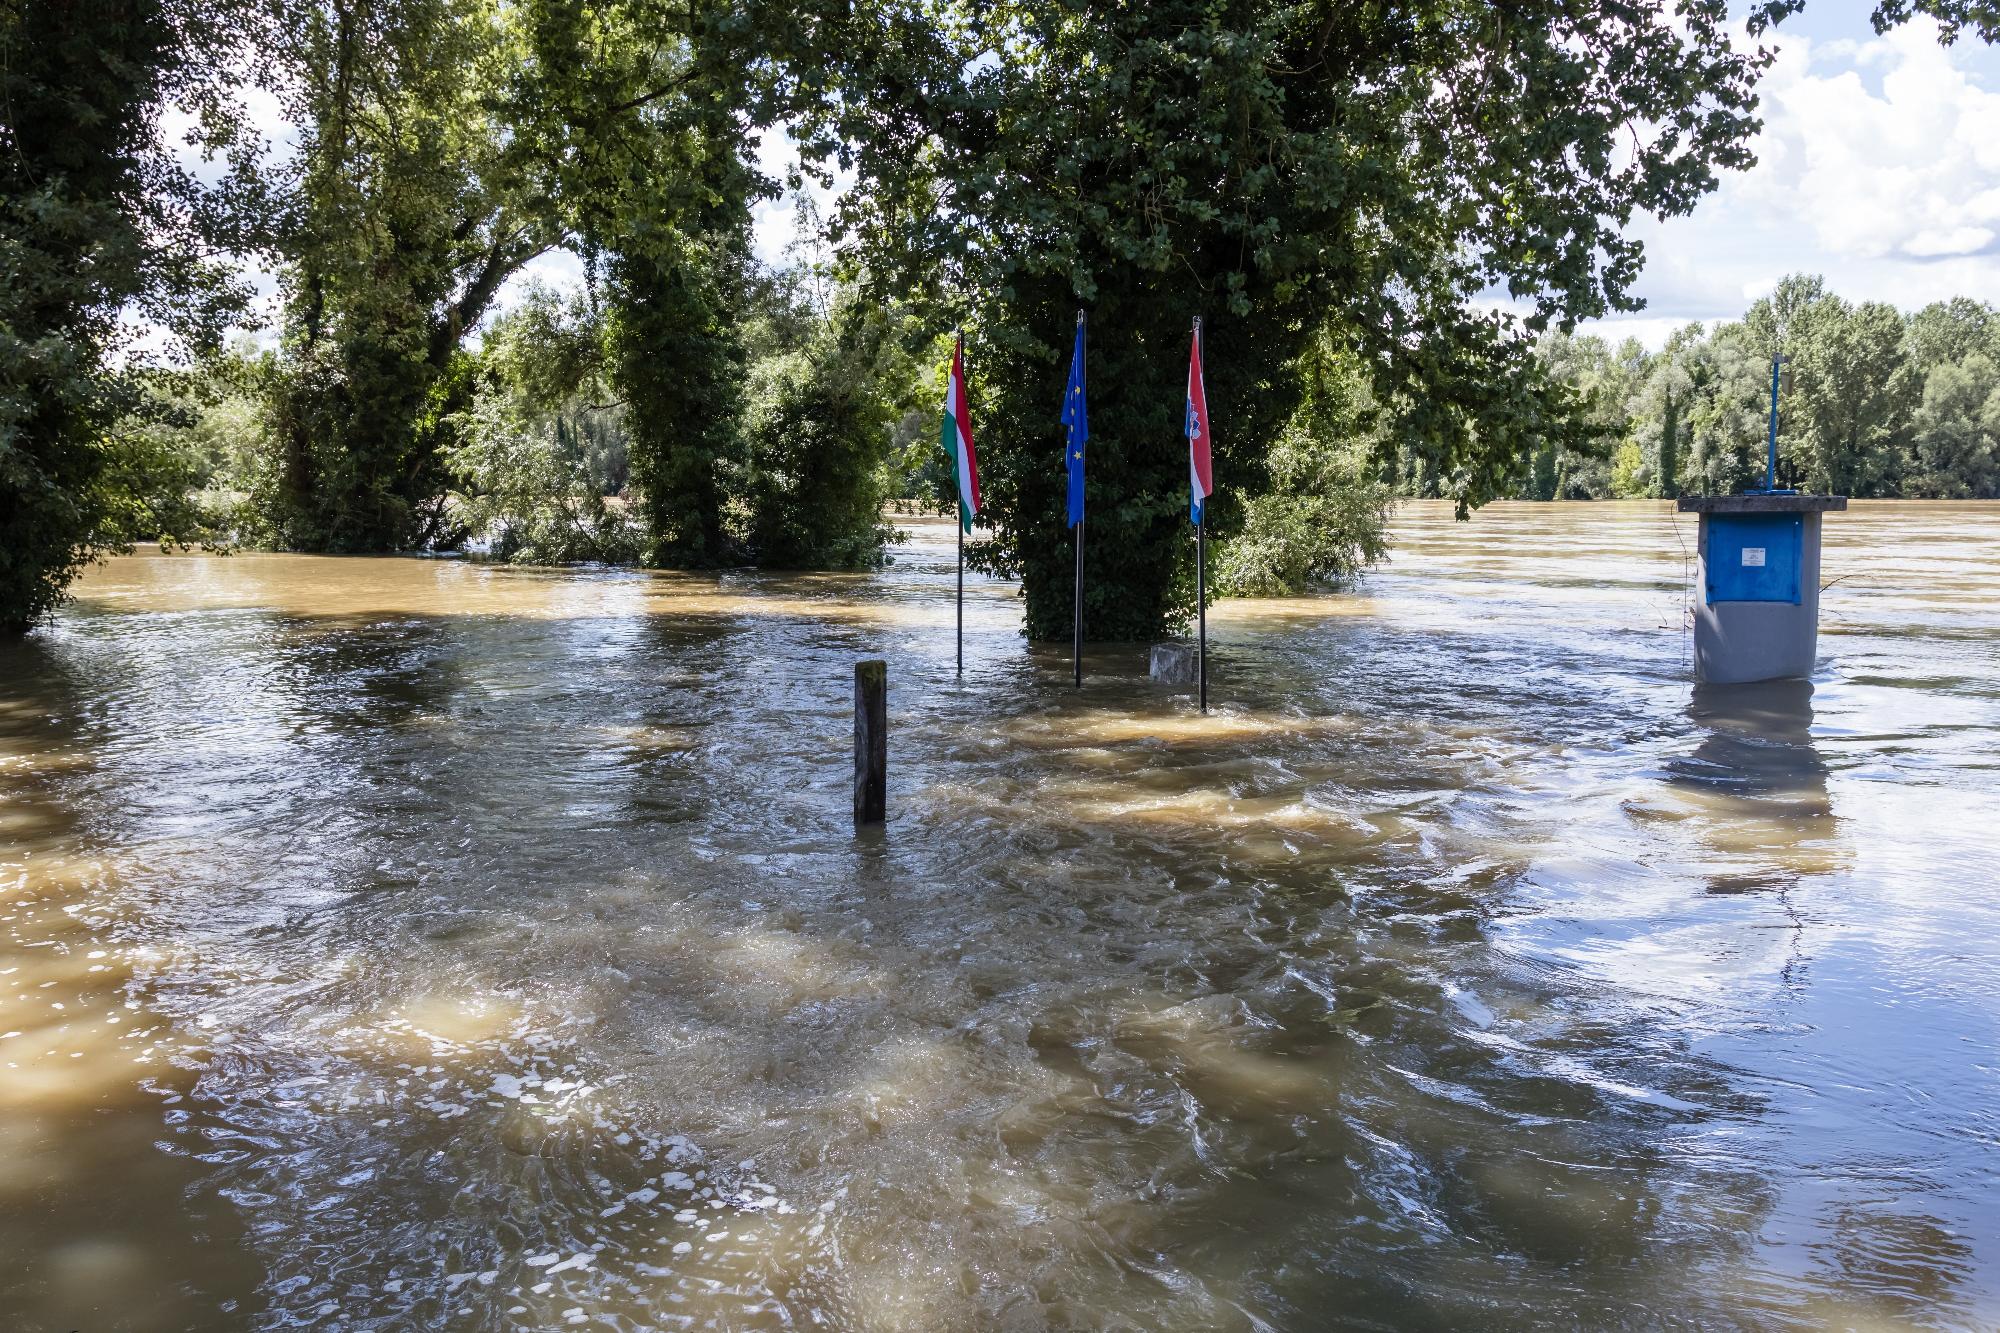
[941,333,980,531]
[1186,321,1213,524]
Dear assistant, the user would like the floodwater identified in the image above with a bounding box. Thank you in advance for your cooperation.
[2,501,1997,1331]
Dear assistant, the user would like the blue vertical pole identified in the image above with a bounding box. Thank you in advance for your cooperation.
[1765,355,1781,492]
[1073,309,1085,689]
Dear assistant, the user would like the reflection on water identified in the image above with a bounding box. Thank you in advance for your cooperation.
[2,501,1998,1330]
[1670,680,1838,895]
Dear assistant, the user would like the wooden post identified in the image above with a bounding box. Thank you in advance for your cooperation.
[853,659,886,825]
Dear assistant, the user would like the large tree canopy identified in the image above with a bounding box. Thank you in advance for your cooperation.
[2,0,1993,633]
[0,0,267,630]
[786,0,1985,637]
[784,0,1782,636]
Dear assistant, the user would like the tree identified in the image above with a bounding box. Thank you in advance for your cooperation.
[445,287,639,563]
[801,0,1779,637]
[1523,334,1644,499]
[1904,298,1998,377]
[0,0,267,631]
[1627,323,1709,501]
[502,0,783,569]
[1907,353,2000,498]
[1214,335,1390,596]
[743,306,892,569]
[1743,273,1829,361]
[256,0,553,553]
[1682,325,1772,496]
[1783,297,1918,495]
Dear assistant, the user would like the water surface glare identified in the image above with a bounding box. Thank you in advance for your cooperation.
[3,501,1998,1330]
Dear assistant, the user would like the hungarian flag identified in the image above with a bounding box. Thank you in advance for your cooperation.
[940,333,981,532]
[1186,321,1214,524]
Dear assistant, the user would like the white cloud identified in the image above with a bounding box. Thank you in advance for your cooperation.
[1906,225,1994,256]
[1575,315,1700,350]
[1736,20,2000,263]
[749,128,851,268]
[1587,14,2000,349]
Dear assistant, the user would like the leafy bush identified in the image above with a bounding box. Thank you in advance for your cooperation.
[744,283,926,570]
[443,290,639,565]
[1215,424,1391,597]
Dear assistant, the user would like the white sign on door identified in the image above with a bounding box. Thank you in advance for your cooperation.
[1742,547,1766,567]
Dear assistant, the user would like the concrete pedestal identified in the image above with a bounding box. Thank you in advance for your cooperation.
[1150,643,1200,684]
[1678,493,1846,685]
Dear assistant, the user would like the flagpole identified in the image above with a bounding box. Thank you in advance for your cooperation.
[1194,316,1207,715]
[957,518,964,678]
[1073,309,1085,689]
[964,322,972,676]
[1197,512,1207,714]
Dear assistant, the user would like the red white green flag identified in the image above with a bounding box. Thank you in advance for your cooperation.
[940,333,981,532]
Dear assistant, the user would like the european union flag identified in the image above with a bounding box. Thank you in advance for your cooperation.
[1062,317,1087,528]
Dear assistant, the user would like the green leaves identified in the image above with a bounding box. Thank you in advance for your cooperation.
[789,0,1791,634]
[0,0,269,628]
[1519,280,2000,503]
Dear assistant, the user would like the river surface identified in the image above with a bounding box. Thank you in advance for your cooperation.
[2,501,1997,1331]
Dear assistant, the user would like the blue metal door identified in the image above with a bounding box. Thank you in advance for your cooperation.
[1706,513,1803,604]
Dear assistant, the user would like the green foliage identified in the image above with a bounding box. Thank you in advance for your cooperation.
[106,345,275,545]
[92,400,225,553]
[1651,327,1699,501]
[744,285,922,570]
[610,241,750,568]
[445,288,638,564]
[1903,297,1996,375]
[1607,441,1649,499]
[1215,336,1390,596]
[0,0,264,630]
[1516,278,2000,502]
[1519,335,1646,500]
[134,344,274,498]
[257,0,547,553]
[1781,296,1918,495]
[506,0,782,570]
[1214,436,1391,598]
[1907,354,2000,498]
[1684,325,1774,495]
[800,0,1778,637]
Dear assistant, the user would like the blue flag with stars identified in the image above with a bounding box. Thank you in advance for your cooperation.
[1062,318,1087,528]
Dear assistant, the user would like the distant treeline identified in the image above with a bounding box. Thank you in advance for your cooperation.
[1391,275,2000,502]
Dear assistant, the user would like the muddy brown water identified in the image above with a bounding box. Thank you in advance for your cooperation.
[2,501,1997,1330]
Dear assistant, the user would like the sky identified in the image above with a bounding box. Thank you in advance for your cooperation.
[178,7,2000,354]
[1571,10,2000,348]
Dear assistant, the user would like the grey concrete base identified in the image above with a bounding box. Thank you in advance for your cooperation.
[1150,643,1199,684]
[1682,499,1841,685]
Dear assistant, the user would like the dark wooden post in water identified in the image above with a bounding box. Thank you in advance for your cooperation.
[853,659,887,825]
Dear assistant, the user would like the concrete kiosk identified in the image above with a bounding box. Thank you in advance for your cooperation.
[1678,493,1847,685]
